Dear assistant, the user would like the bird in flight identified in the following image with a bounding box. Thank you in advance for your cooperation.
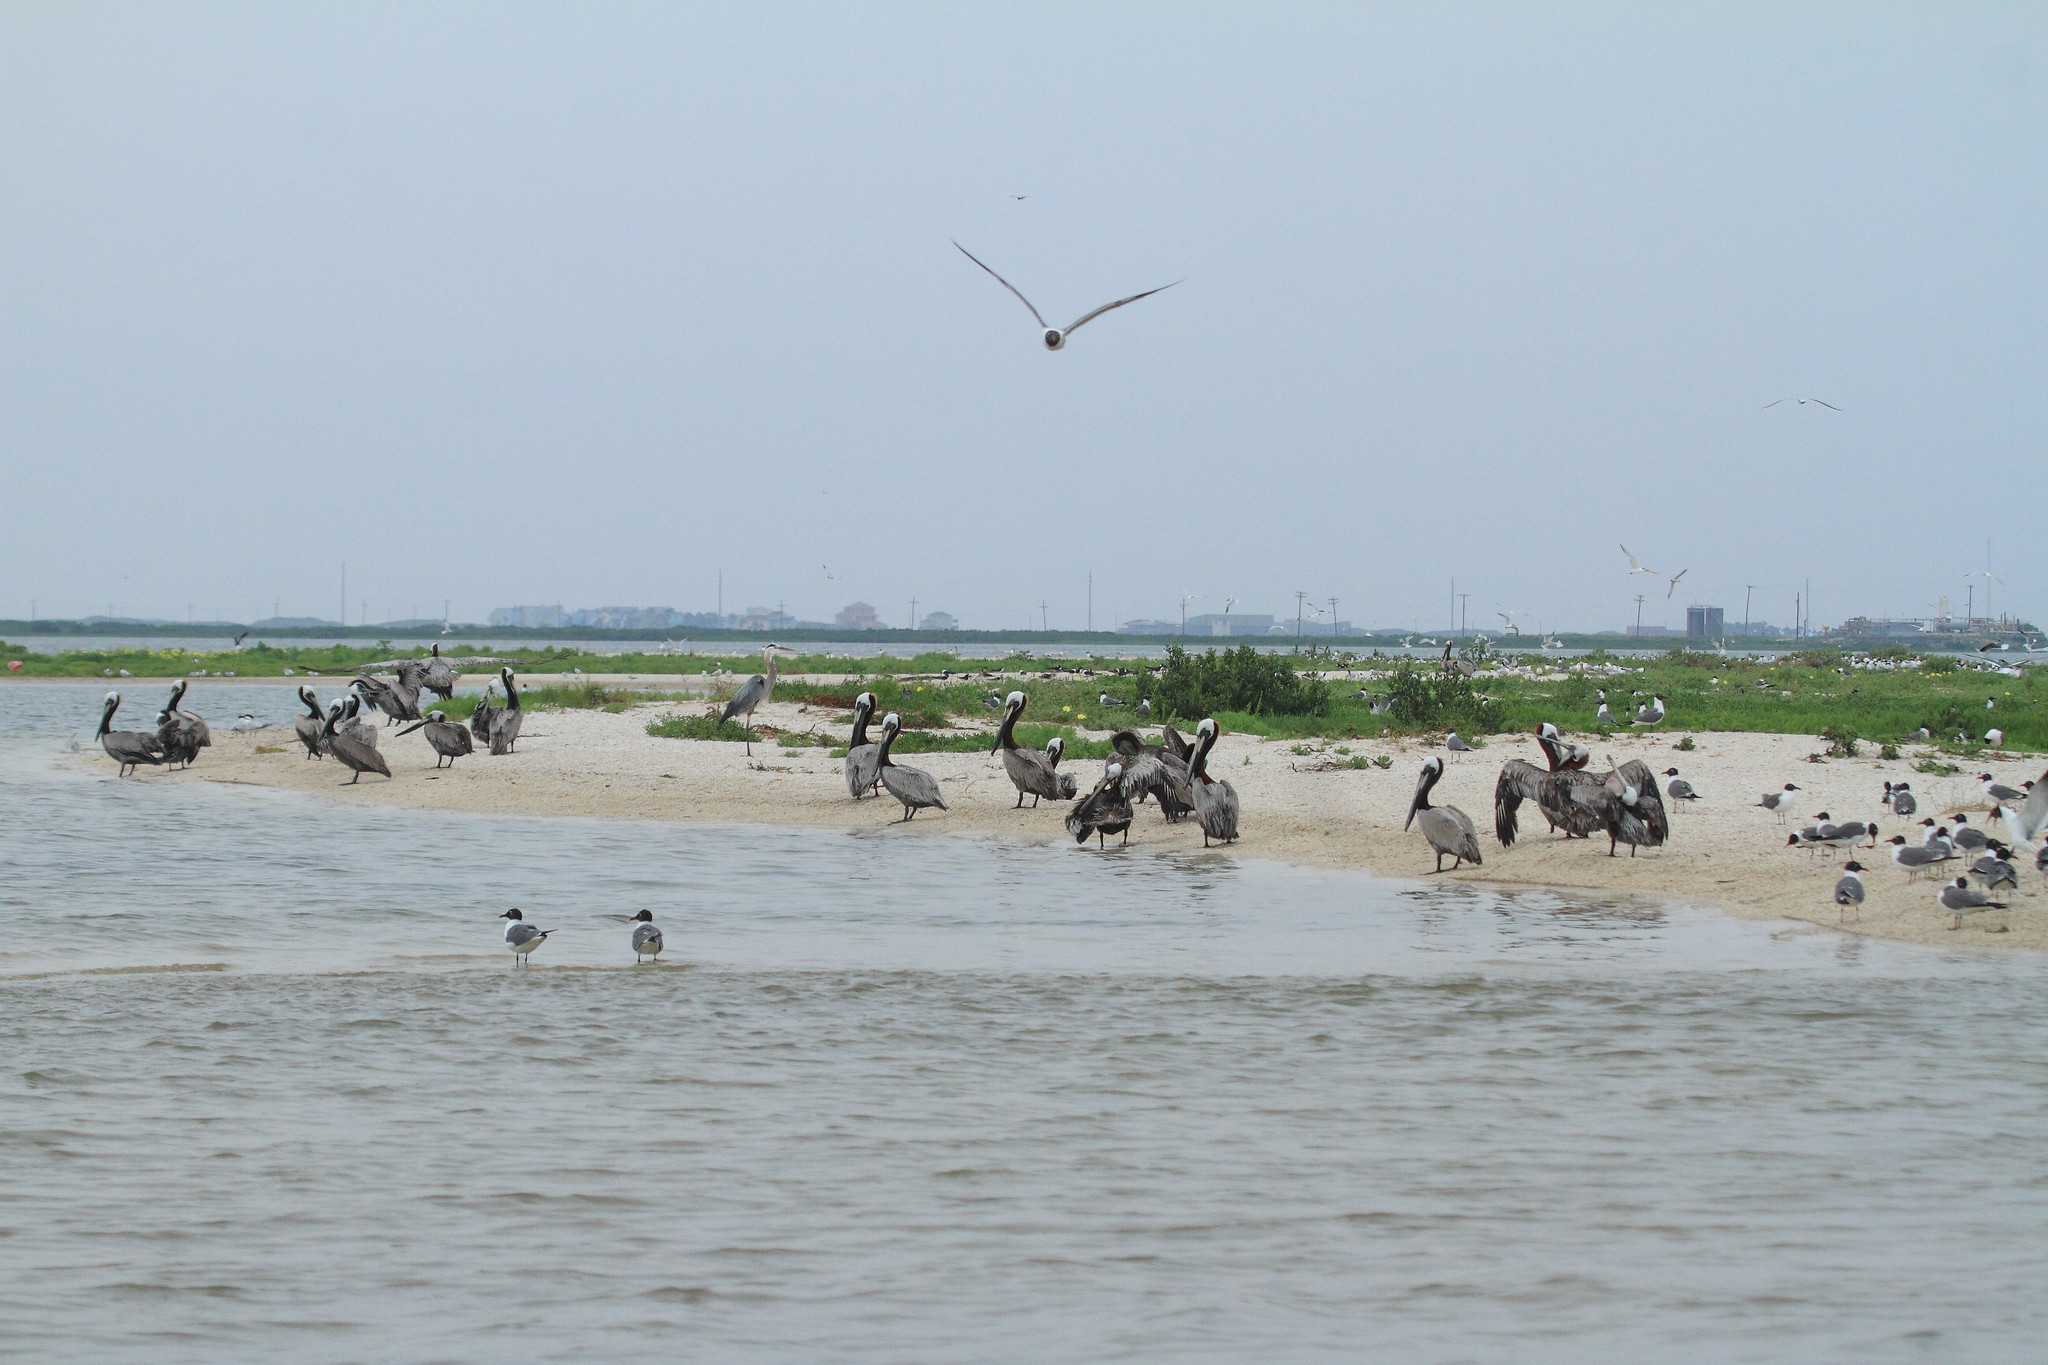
[1763,398,1841,410]
[1010,195,1027,200]
[822,565,837,580]
[953,242,1181,351]
[1620,545,1658,576]
[1666,569,1689,598]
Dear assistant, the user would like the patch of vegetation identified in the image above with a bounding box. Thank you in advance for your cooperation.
[1921,655,1961,675]
[647,711,759,743]
[1879,743,1901,760]
[1820,724,1860,758]
[1673,735,1696,751]
[1381,664,1505,734]
[1150,644,1329,720]
[1913,757,1961,776]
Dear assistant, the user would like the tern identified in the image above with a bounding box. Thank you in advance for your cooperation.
[498,908,550,965]
[628,909,663,964]
[1619,545,1658,576]
[953,242,1180,351]
[1665,569,1688,599]
[1763,398,1841,410]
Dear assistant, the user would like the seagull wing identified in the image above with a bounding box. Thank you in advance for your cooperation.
[953,241,1047,329]
[1062,279,1183,335]
[1763,399,1785,408]
[1810,399,1841,411]
[1667,569,1687,598]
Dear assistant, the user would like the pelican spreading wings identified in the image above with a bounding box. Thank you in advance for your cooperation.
[954,242,1181,351]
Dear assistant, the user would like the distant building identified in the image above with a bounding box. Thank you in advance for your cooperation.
[670,611,731,630]
[1117,619,1179,635]
[835,601,881,630]
[489,605,567,628]
[1625,625,1677,636]
[1185,613,1276,637]
[919,611,958,631]
[250,616,343,629]
[567,606,677,630]
[1685,606,1725,640]
[738,605,793,631]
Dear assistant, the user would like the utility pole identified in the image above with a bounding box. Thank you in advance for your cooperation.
[1450,577,1456,634]
[340,561,346,627]
[1793,594,1800,640]
[1295,590,1307,642]
[717,570,723,619]
[910,598,917,630]
[1743,585,1753,639]
[442,598,449,625]
[1634,594,1645,636]
[1328,597,1338,640]
[1804,578,1811,638]
[1039,600,1049,632]
[1087,572,1093,633]
[1458,594,1469,638]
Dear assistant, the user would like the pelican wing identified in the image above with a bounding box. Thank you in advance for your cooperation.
[1062,280,1182,335]
[953,241,1047,329]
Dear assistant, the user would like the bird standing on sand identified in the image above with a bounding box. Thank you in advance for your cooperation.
[1834,862,1866,918]
[875,713,946,822]
[628,909,663,963]
[1044,736,1078,800]
[1067,762,1136,847]
[953,241,1181,351]
[1407,756,1483,873]
[1662,768,1698,809]
[293,686,327,759]
[1887,835,1949,880]
[489,668,524,756]
[499,908,550,965]
[1981,773,2028,805]
[720,646,788,756]
[992,692,1068,808]
[1758,784,1800,822]
[1940,877,2007,930]
[843,692,882,800]
[395,710,474,768]
[1445,732,1471,751]
[323,698,392,785]
[1188,718,1240,848]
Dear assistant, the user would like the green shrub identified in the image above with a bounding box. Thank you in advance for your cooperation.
[1151,644,1329,720]
[647,710,758,742]
[1921,655,1960,675]
[1820,724,1859,758]
[1674,735,1697,751]
[1381,663,1505,734]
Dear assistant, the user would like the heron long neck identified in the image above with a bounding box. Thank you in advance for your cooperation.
[763,653,778,695]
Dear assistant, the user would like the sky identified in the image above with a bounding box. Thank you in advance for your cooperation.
[3,3,2044,634]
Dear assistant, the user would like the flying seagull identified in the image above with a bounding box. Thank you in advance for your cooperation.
[1620,544,1658,576]
[1763,398,1841,410]
[1666,569,1688,598]
[953,241,1181,351]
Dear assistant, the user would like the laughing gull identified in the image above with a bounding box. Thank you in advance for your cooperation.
[1887,835,1949,880]
[1949,814,1989,857]
[629,909,663,964]
[1758,784,1800,822]
[1834,861,1866,918]
[1981,773,2028,804]
[953,242,1181,351]
[1631,695,1667,726]
[1661,768,1698,807]
[1939,877,2007,930]
[1883,781,1918,816]
[1445,732,1472,751]
[498,908,550,966]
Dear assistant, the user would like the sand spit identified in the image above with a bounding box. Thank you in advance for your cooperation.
[87,693,2048,953]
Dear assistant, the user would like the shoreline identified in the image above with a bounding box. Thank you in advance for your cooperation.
[68,691,2048,954]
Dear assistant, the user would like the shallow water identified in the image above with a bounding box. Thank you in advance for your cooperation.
[4,684,2046,1361]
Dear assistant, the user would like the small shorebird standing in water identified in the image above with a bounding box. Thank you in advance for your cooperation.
[499,908,551,965]
[628,909,663,964]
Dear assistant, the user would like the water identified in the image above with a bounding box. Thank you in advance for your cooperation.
[5,684,2046,1361]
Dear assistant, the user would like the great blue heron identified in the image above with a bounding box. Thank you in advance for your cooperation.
[1066,762,1135,847]
[499,908,550,965]
[876,713,946,822]
[992,692,1068,807]
[489,668,523,755]
[293,686,328,759]
[96,692,165,776]
[843,691,882,800]
[323,696,392,784]
[720,646,789,756]
[629,909,663,963]
[1406,756,1482,873]
[1188,718,1239,848]
[953,241,1181,351]
[395,710,474,768]
[155,679,211,768]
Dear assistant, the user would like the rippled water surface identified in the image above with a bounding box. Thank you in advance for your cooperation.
[4,683,2046,1362]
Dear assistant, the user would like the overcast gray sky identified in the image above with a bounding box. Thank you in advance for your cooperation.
[4,3,2043,633]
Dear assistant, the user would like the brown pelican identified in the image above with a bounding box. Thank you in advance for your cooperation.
[953,241,1181,351]
[96,692,165,776]
[1108,728,1192,823]
[156,680,211,768]
[498,908,550,965]
[1407,756,1482,873]
[421,644,458,700]
[628,909,663,963]
[489,668,523,755]
[1494,725,1606,846]
[1598,758,1669,857]
[471,683,499,746]
[993,692,1067,807]
[843,691,882,799]
[719,646,788,755]
[395,710,474,767]
[1187,718,1239,847]
[293,685,327,758]
[323,697,392,784]
[352,663,425,726]
[1066,762,1135,847]
[876,713,946,822]
[1044,736,1079,800]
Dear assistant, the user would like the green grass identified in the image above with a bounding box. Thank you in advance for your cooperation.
[646,711,759,743]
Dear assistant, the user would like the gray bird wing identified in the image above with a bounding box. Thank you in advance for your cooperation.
[1062,280,1182,335]
[953,241,1047,329]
